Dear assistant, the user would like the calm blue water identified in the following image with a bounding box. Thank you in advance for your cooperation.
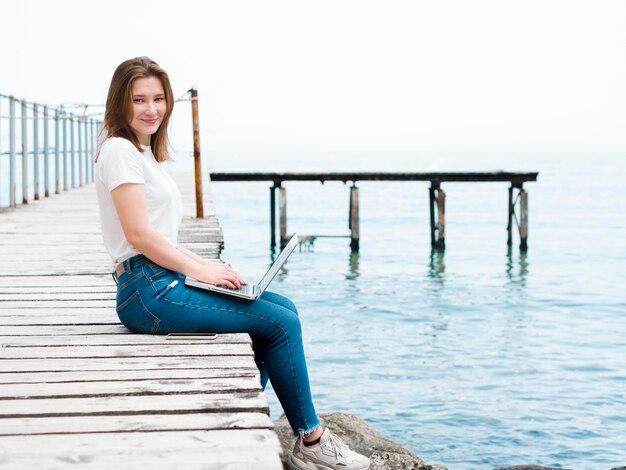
[203,152,625,470]
[3,150,624,468]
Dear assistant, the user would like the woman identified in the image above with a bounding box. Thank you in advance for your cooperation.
[95,57,370,470]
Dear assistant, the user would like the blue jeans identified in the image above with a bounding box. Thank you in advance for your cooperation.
[114,254,320,436]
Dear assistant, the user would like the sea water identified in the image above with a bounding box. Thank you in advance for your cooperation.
[2,150,624,468]
[205,152,625,470]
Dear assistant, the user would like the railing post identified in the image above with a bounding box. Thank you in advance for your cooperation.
[62,111,68,191]
[33,103,40,200]
[70,116,76,188]
[21,100,28,204]
[54,108,60,194]
[43,105,49,197]
[9,96,16,208]
[190,88,204,218]
[83,116,89,183]
[78,117,83,186]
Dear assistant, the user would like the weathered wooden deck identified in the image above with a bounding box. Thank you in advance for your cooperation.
[0,172,283,469]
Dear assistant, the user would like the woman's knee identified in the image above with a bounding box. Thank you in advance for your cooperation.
[260,291,299,315]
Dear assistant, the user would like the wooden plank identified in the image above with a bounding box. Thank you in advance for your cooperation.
[0,376,261,399]
[0,368,258,385]
[0,355,256,373]
[0,324,141,335]
[0,412,273,436]
[1,392,269,418]
[0,430,283,469]
[0,343,252,359]
[0,314,120,326]
[0,333,249,345]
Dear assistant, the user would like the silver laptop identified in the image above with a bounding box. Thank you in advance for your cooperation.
[184,233,299,300]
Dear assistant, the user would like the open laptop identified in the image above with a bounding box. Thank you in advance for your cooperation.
[184,233,299,300]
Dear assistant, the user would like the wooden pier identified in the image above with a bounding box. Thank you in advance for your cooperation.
[209,171,539,251]
[0,172,283,469]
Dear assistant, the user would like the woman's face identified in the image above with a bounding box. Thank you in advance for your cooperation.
[128,76,166,145]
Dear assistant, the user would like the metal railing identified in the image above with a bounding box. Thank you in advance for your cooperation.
[0,93,103,209]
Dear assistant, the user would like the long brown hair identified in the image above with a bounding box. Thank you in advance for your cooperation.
[101,57,174,162]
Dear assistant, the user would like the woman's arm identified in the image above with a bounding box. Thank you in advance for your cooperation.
[176,245,215,265]
[111,183,245,288]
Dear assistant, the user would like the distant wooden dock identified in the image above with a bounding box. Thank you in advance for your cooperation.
[210,171,539,251]
[0,172,283,469]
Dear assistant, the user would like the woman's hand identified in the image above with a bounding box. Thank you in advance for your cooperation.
[194,262,247,289]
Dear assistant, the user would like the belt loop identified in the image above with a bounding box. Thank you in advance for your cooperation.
[123,257,132,275]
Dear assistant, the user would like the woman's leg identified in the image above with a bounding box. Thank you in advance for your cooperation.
[254,291,299,389]
[115,256,320,436]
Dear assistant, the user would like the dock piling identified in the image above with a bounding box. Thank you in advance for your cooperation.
[520,188,528,251]
[270,183,278,249]
[349,183,360,251]
[279,186,287,248]
[429,181,446,250]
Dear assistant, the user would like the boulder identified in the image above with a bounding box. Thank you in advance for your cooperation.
[274,412,448,470]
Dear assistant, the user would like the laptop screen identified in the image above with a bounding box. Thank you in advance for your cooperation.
[257,234,299,292]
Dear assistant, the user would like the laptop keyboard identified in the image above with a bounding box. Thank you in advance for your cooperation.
[219,284,253,294]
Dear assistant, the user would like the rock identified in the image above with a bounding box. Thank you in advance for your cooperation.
[494,466,572,470]
[274,412,448,470]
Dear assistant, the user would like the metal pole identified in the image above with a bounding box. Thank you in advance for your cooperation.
[33,103,40,200]
[83,116,89,182]
[21,100,28,204]
[54,109,60,194]
[78,117,83,186]
[70,117,76,188]
[190,88,204,218]
[43,105,49,197]
[63,112,68,191]
[9,97,16,207]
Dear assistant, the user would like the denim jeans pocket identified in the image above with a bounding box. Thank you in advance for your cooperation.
[116,290,161,334]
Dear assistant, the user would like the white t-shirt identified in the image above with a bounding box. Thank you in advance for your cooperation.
[95,137,183,267]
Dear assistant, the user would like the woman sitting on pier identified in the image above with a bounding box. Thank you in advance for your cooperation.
[94,57,370,470]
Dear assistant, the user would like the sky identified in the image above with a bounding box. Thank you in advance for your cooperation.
[1,0,626,152]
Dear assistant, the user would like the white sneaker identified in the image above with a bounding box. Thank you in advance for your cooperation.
[288,427,370,470]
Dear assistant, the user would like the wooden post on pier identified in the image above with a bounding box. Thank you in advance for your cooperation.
[349,183,360,251]
[190,88,204,219]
